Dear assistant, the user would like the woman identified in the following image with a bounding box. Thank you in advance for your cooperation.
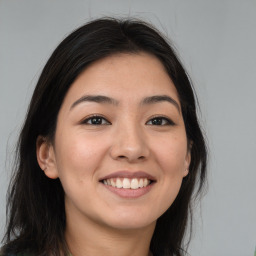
[1,18,207,256]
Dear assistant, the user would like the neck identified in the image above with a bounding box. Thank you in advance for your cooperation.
[65,209,155,256]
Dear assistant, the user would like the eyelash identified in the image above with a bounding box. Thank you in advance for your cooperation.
[146,116,175,126]
[81,115,111,125]
[81,115,175,126]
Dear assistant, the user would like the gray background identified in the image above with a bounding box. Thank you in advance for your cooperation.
[0,0,255,255]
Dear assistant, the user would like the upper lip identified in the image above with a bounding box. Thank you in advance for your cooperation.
[99,171,156,181]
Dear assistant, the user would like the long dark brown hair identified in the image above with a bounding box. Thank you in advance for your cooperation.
[1,17,207,256]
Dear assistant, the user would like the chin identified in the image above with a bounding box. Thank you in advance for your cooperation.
[102,209,158,230]
[109,219,155,230]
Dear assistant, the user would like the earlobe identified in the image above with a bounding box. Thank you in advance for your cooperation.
[184,142,192,177]
[183,168,189,177]
[36,136,59,179]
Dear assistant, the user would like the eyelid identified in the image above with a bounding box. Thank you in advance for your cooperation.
[80,114,111,125]
[146,115,175,126]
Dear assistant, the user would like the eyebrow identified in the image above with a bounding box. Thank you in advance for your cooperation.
[70,95,119,110]
[142,95,180,113]
[70,94,180,113]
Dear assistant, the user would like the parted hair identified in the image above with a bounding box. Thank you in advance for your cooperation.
[1,17,207,256]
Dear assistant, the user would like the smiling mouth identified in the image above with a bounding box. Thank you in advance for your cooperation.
[101,177,153,189]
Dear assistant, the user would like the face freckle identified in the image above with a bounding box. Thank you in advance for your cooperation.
[42,52,191,231]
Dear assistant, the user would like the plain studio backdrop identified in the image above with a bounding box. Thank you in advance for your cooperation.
[0,1,255,255]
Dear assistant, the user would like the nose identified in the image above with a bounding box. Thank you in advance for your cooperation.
[110,123,150,163]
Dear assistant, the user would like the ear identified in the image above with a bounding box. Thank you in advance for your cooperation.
[183,141,193,177]
[36,136,59,179]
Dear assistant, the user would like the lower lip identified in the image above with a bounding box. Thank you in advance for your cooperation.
[101,183,154,198]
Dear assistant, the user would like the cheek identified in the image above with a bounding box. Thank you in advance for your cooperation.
[53,135,104,205]
[54,132,108,182]
[150,133,188,211]
[155,135,188,174]
[152,139,187,215]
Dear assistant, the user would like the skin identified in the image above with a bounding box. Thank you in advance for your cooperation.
[37,52,190,256]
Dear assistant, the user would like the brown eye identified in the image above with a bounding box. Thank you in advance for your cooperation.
[146,117,174,126]
[82,115,111,125]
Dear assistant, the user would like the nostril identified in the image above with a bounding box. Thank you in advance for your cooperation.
[116,155,145,161]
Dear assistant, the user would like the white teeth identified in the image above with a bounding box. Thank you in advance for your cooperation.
[102,177,151,189]
[131,178,139,189]
[110,179,116,187]
[123,178,130,188]
[143,178,149,187]
[116,178,122,188]
[139,178,144,188]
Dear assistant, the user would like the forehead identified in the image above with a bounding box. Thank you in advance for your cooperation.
[62,52,180,107]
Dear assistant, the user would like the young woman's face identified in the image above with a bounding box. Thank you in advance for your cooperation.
[40,53,190,230]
